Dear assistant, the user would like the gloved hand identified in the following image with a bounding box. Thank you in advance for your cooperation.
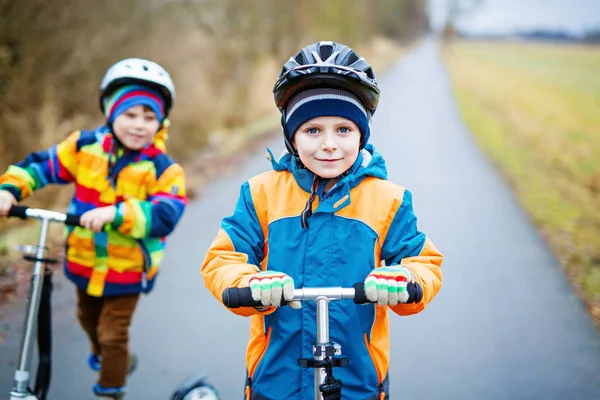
[364,265,423,306]
[249,271,301,309]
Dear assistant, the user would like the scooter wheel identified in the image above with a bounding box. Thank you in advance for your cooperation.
[170,375,220,400]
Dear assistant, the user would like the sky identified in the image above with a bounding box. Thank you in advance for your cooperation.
[428,0,600,36]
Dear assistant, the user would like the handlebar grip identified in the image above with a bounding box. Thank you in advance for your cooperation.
[223,284,372,308]
[64,213,81,227]
[222,287,262,308]
[353,282,369,304]
[8,205,28,219]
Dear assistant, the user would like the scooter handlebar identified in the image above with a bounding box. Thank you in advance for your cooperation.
[7,205,28,219]
[64,213,82,227]
[222,283,370,308]
[222,287,258,309]
[8,205,82,227]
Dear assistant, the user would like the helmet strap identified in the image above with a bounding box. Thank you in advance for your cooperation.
[280,111,299,157]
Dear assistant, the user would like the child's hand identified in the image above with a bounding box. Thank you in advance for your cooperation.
[364,265,423,306]
[80,206,117,233]
[249,271,301,309]
[0,190,17,217]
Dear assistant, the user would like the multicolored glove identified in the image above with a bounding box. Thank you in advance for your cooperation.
[364,265,423,306]
[249,271,301,309]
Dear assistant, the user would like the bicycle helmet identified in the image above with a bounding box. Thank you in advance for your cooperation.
[273,41,380,116]
[100,58,176,117]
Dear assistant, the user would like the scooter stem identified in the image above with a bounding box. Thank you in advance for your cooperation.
[12,218,50,395]
[315,296,329,400]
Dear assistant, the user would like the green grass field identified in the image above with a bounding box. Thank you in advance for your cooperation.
[444,40,600,327]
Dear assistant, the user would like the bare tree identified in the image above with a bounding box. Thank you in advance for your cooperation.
[442,0,484,41]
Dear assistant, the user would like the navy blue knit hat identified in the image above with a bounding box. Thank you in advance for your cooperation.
[284,88,371,148]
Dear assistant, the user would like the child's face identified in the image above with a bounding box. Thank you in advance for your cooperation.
[293,116,360,179]
[112,105,160,150]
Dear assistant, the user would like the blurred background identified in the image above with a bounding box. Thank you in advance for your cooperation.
[0,0,426,165]
[2,0,596,329]
[434,0,600,328]
[0,1,599,397]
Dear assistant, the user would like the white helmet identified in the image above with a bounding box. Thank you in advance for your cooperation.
[100,58,176,116]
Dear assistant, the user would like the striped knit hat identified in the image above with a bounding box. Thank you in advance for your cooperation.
[284,88,371,147]
[103,84,167,124]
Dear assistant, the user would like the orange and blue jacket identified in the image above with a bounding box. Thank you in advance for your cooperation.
[201,144,443,400]
[0,126,187,297]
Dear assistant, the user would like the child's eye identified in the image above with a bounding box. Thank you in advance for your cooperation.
[144,115,157,122]
[338,127,350,133]
[306,127,320,135]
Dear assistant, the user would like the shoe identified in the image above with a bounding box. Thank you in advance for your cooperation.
[87,353,139,376]
[88,353,101,372]
[93,383,126,399]
[127,353,138,376]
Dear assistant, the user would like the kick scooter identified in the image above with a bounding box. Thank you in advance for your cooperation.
[223,284,370,400]
[5,205,220,400]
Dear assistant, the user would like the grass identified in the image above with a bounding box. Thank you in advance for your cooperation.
[443,40,600,328]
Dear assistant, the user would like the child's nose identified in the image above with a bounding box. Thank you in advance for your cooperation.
[322,137,337,151]
[133,117,145,129]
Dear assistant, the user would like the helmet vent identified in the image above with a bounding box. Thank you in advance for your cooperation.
[319,44,333,61]
[347,52,359,65]
[273,42,380,114]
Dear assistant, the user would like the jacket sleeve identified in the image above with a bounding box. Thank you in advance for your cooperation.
[380,189,443,316]
[0,131,80,200]
[111,163,187,239]
[201,181,268,317]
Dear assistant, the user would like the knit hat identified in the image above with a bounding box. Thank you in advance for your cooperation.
[103,84,167,124]
[284,87,371,147]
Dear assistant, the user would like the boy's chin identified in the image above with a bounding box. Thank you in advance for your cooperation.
[121,139,149,150]
[124,144,144,151]
[308,169,347,179]
[306,161,357,179]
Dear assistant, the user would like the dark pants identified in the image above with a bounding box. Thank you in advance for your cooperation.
[76,288,139,388]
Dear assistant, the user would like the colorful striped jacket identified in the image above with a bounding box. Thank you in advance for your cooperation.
[201,145,443,400]
[0,126,187,297]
